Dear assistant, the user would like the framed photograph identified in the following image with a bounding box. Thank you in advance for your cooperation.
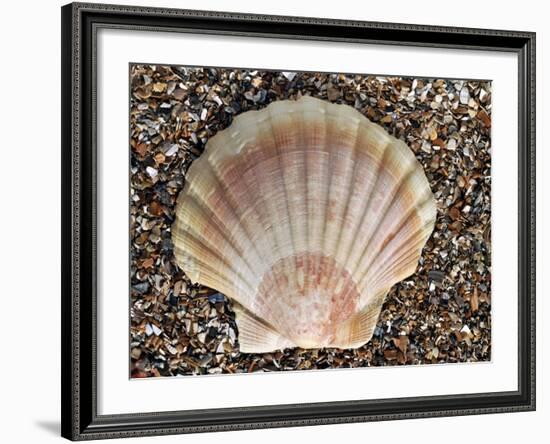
[61,2,536,440]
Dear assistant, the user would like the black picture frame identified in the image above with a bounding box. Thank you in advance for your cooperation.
[61,2,536,440]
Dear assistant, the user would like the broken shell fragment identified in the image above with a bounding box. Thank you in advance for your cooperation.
[172,96,436,352]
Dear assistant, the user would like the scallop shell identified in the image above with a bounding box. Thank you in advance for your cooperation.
[172,96,436,353]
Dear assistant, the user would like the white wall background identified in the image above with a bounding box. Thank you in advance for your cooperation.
[0,0,545,442]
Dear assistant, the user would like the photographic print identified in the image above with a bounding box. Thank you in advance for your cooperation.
[129,65,492,378]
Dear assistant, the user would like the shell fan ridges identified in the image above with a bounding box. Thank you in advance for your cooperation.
[172,96,436,352]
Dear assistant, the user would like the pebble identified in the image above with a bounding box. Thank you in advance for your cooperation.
[146,166,158,178]
[282,71,296,81]
[208,292,225,304]
[459,87,470,105]
[132,282,149,293]
[428,270,445,283]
